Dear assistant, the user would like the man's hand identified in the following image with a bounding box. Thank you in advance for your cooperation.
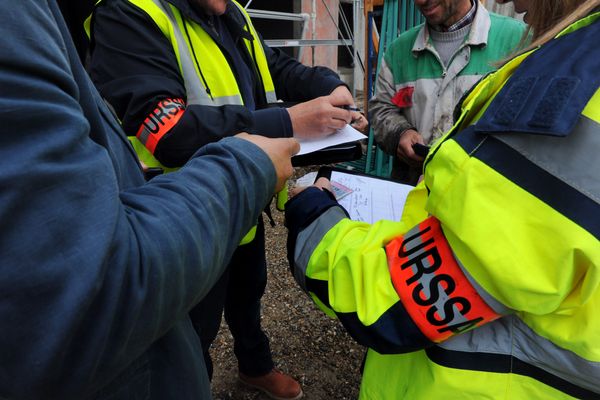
[397,129,426,165]
[350,113,369,133]
[287,86,362,139]
[289,177,332,198]
[235,133,299,192]
[313,177,332,192]
[329,85,356,105]
[329,86,367,132]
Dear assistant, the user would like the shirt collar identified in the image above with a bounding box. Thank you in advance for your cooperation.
[442,0,477,32]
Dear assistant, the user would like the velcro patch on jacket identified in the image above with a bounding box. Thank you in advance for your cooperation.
[476,18,600,137]
[136,98,186,154]
[386,217,501,342]
[392,86,414,108]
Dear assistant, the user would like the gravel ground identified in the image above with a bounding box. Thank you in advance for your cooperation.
[210,169,365,400]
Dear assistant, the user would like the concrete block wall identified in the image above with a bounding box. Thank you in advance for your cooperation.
[299,0,340,71]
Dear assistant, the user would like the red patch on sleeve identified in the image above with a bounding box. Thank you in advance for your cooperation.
[391,86,414,108]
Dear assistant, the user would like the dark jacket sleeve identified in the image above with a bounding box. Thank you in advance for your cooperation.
[89,0,265,167]
[0,2,275,398]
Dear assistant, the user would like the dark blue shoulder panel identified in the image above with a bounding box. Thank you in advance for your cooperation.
[475,18,600,137]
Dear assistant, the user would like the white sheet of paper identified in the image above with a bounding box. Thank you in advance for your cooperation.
[295,125,366,155]
[294,171,318,187]
[330,171,413,223]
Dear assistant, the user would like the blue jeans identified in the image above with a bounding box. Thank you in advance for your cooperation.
[189,217,274,378]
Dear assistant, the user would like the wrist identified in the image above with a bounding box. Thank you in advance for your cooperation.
[396,127,416,150]
[330,82,350,95]
[398,127,417,138]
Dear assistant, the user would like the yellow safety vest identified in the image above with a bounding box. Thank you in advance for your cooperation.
[118,0,276,171]
[87,0,278,244]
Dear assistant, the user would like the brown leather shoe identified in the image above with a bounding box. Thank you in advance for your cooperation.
[239,369,303,400]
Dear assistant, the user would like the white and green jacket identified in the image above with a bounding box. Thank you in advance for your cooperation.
[369,4,524,179]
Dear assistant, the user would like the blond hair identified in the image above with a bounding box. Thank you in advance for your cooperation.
[520,0,600,52]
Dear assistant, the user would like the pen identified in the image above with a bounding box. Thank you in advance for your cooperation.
[337,105,361,112]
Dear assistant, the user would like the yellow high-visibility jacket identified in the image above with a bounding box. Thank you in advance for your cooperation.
[286,12,600,399]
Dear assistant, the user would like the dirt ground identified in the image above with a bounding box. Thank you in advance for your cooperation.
[210,173,365,400]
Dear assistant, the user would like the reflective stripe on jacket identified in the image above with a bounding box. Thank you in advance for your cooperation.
[286,11,600,399]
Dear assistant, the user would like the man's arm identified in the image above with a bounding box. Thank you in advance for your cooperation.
[285,187,443,353]
[285,170,595,353]
[369,58,419,157]
[0,2,286,398]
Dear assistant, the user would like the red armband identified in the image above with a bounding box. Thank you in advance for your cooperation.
[386,217,501,342]
[136,98,186,154]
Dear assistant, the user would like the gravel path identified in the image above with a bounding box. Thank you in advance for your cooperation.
[211,174,364,400]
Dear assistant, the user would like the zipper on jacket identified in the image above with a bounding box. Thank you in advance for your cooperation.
[230,12,267,106]
[247,32,268,105]
[205,15,219,38]
[182,18,213,99]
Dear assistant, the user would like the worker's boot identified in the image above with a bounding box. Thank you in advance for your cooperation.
[239,368,303,400]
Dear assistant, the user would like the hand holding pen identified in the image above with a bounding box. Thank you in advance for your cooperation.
[337,105,368,133]
[287,86,367,138]
[337,105,361,112]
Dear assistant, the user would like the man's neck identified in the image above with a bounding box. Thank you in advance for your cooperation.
[431,0,476,32]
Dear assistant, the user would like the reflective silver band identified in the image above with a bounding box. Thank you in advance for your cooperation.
[496,115,600,202]
[156,0,243,106]
[439,315,600,394]
[294,206,347,291]
[265,90,277,103]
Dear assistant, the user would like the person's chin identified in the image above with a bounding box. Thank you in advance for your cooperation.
[425,16,442,27]
[421,4,441,23]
